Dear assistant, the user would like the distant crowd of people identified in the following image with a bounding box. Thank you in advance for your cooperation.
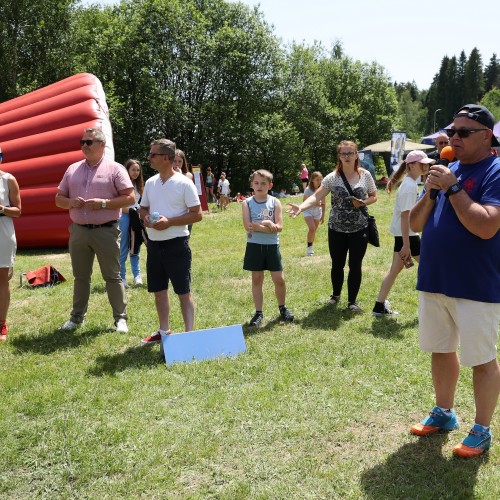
[0,103,498,459]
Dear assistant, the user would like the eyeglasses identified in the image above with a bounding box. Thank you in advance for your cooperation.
[80,139,101,146]
[445,128,487,139]
[148,152,165,158]
[339,152,356,157]
[437,141,448,145]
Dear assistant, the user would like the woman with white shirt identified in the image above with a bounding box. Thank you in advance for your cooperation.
[372,150,434,316]
[0,146,21,341]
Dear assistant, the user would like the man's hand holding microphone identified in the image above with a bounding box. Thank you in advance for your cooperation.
[428,146,457,200]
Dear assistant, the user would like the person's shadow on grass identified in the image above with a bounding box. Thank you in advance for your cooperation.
[369,316,419,340]
[11,326,107,354]
[360,433,486,499]
[242,317,291,336]
[88,344,164,376]
[299,304,347,331]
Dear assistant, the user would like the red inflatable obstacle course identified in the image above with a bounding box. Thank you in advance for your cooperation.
[0,73,115,247]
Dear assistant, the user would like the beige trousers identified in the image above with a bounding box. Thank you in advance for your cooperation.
[68,222,127,324]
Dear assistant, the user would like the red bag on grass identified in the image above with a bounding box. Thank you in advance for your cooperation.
[20,265,66,288]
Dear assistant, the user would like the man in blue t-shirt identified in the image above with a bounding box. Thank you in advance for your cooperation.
[409,104,500,458]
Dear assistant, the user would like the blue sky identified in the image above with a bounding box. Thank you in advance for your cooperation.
[83,0,497,90]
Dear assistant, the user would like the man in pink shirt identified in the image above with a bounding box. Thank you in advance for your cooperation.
[56,128,134,333]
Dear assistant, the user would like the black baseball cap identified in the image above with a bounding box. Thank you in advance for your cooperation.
[454,104,499,147]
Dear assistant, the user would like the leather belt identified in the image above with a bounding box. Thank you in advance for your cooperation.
[77,220,118,229]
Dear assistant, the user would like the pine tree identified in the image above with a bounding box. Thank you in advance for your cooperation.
[464,48,485,102]
[484,54,500,92]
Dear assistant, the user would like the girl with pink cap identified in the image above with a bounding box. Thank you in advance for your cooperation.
[372,150,435,316]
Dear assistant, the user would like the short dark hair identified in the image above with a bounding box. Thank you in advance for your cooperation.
[151,138,176,161]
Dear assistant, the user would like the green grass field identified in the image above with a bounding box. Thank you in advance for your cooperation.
[1,192,498,498]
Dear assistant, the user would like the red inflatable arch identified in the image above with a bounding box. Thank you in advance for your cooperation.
[0,73,115,247]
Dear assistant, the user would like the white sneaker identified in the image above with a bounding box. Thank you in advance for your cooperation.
[133,275,143,286]
[115,318,129,333]
[307,247,314,256]
[60,319,81,331]
[122,278,129,289]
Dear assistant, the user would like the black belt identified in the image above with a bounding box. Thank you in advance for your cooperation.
[77,220,117,229]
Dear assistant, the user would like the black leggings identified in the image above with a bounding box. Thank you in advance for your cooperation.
[328,227,368,303]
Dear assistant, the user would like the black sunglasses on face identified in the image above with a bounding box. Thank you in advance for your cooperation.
[148,152,165,158]
[445,128,487,139]
[437,141,448,145]
[80,139,101,146]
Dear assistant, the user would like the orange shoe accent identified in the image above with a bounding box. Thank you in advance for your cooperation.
[453,443,487,458]
[410,423,440,436]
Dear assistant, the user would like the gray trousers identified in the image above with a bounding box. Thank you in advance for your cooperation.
[68,222,127,324]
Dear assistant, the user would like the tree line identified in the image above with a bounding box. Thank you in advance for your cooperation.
[1,0,498,192]
[395,50,500,141]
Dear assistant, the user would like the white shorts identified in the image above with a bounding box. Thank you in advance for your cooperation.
[418,292,500,367]
[303,206,322,220]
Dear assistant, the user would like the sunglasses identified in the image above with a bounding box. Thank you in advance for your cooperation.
[437,141,448,145]
[445,128,487,139]
[80,139,101,146]
[148,152,165,158]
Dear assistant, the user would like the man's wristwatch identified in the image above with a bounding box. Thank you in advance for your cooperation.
[445,183,462,198]
[101,200,107,209]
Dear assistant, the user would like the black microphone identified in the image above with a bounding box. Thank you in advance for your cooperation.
[430,146,455,200]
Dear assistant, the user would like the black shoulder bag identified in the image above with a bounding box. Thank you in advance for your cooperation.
[339,171,380,247]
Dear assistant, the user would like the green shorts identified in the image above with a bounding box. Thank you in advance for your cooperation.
[243,243,283,272]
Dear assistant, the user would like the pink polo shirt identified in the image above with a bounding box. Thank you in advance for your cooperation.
[58,156,133,225]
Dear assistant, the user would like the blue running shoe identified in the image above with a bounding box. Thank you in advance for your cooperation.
[410,406,459,436]
[453,424,492,458]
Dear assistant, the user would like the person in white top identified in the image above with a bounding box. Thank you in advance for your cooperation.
[0,146,21,341]
[372,150,434,316]
[302,171,325,256]
[218,172,230,210]
[139,139,202,344]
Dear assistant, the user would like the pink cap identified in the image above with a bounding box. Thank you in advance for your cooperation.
[405,150,435,164]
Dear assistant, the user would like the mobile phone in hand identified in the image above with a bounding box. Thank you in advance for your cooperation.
[348,196,365,205]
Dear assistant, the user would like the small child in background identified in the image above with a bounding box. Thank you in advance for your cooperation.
[302,171,325,255]
[372,150,434,316]
[242,169,295,326]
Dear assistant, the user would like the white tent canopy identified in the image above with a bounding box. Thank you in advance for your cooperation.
[361,140,435,153]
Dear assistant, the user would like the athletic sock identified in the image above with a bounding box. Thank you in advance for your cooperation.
[438,406,454,415]
[373,301,385,312]
[307,242,313,247]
